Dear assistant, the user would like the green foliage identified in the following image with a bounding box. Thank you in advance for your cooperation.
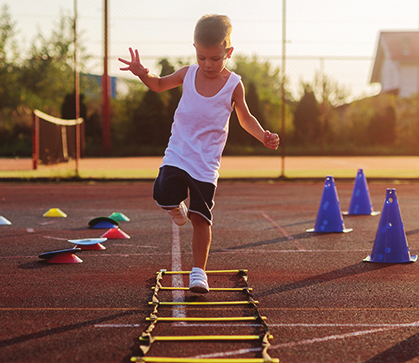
[226,55,293,153]
[0,9,93,157]
[0,6,418,158]
[293,85,321,145]
[19,16,76,111]
[368,105,396,146]
[111,58,181,155]
[231,55,285,134]
[0,5,20,111]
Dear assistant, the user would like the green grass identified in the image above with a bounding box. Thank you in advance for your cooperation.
[2,156,419,180]
[0,168,158,180]
[2,168,418,180]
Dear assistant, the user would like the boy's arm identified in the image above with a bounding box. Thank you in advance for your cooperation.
[232,81,280,150]
[119,47,187,92]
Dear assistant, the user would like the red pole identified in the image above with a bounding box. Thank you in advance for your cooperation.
[74,0,80,175]
[32,112,39,170]
[280,0,286,178]
[102,0,111,154]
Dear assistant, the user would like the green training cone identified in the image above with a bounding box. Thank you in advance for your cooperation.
[109,212,130,222]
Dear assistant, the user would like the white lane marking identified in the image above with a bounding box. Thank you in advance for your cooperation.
[94,321,419,329]
[260,212,305,250]
[191,324,412,359]
[171,222,186,320]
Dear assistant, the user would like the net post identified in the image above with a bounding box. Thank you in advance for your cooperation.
[32,111,39,170]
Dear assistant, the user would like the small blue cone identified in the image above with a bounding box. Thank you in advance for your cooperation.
[343,169,380,216]
[364,188,417,263]
[88,217,119,229]
[91,220,118,229]
[306,176,353,233]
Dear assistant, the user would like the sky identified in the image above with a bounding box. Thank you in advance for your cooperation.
[4,0,419,101]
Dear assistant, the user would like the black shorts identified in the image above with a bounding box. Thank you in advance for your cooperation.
[153,166,216,225]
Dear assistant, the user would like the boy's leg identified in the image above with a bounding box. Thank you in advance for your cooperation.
[153,166,189,225]
[189,212,211,293]
[165,201,188,226]
[188,180,214,294]
[189,213,212,270]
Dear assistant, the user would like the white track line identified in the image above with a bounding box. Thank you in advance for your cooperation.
[1,250,373,259]
[142,322,419,328]
[216,249,371,254]
[191,323,419,360]
[171,222,186,320]
[260,212,305,250]
[94,321,419,329]
[271,326,397,349]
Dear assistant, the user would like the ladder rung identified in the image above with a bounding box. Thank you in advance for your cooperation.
[152,287,252,292]
[139,334,274,342]
[131,357,279,363]
[148,301,258,306]
[157,269,248,275]
[146,316,267,322]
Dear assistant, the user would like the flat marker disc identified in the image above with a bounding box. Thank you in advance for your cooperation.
[68,238,107,245]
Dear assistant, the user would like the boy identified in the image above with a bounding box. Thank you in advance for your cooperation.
[119,14,280,293]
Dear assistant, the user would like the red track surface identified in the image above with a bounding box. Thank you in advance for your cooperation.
[1,181,418,362]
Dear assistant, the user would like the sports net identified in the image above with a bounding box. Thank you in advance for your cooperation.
[32,109,84,168]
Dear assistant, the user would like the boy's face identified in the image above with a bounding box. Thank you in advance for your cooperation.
[194,43,233,78]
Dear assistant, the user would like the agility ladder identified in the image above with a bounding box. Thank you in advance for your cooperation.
[130,269,279,363]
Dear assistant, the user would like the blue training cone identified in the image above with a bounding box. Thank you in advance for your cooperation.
[364,188,417,263]
[306,176,353,233]
[343,169,380,216]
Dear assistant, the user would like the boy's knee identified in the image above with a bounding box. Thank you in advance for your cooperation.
[189,212,211,226]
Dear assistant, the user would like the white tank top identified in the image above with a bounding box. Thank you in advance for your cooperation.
[161,64,241,185]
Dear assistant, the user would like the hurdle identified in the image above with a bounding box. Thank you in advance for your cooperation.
[131,358,279,363]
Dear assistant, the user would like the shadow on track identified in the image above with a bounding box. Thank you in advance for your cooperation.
[364,331,419,363]
[258,262,393,297]
[0,310,146,348]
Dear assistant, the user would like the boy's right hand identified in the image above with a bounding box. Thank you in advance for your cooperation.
[263,130,280,150]
[118,48,149,77]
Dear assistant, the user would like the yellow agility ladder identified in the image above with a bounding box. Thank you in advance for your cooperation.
[131,269,279,363]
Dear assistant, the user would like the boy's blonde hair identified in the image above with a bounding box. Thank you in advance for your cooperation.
[194,15,232,49]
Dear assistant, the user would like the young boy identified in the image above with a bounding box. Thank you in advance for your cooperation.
[119,14,280,294]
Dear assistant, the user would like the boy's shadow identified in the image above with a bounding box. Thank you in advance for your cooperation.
[364,331,419,363]
[18,261,54,270]
[258,262,392,297]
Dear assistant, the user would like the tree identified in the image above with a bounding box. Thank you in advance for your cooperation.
[133,90,166,148]
[225,55,292,153]
[231,55,286,134]
[126,58,180,151]
[0,11,92,157]
[0,5,19,110]
[368,105,396,146]
[293,85,321,146]
[159,58,181,143]
[19,16,75,111]
[0,5,31,156]
[228,81,265,148]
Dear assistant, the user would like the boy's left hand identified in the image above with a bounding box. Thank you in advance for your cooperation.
[118,48,149,78]
[263,130,280,150]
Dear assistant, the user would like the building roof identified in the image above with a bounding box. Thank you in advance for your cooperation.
[370,31,419,83]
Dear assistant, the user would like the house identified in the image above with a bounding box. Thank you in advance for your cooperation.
[370,31,419,98]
